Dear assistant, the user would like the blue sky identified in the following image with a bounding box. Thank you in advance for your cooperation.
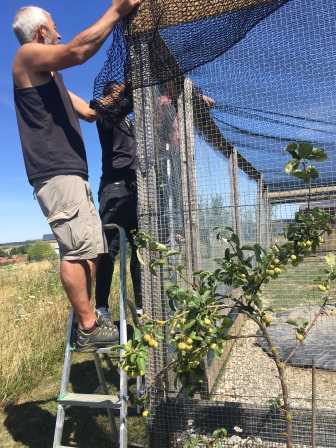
[1,0,334,243]
[0,1,114,243]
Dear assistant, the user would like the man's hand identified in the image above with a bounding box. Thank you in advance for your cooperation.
[112,0,141,20]
[201,94,215,108]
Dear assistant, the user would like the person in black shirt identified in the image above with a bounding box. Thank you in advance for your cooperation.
[95,82,142,319]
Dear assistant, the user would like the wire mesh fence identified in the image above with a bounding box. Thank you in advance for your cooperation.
[105,0,336,446]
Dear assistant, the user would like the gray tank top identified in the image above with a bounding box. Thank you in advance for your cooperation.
[14,72,88,185]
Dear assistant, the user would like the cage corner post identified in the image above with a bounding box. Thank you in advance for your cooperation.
[128,33,171,448]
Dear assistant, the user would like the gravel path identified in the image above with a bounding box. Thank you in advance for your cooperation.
[212,320,336,410]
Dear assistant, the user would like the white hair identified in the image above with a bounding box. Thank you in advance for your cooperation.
[12,6,50,45]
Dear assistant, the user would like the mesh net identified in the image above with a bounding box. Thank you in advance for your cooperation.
[91,0,336,446]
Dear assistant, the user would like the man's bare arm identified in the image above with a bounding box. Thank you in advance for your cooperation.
[14,0,140,74]
[68,91,101,123]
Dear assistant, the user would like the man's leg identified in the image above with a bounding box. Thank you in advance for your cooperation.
[60,259,97,330]
[33,175,119,350]
[95,183,131,313]
[95,243,118,310]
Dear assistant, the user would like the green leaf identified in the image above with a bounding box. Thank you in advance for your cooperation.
[165,250,180,257]
[291,169,311,182]
[308,147,328,162]
[254,298,263,311]
[254,244,263,262]
[136,248,144,265]
[176,263,185,273]
[284,158,300,174]
[214,346,221,359]
[185,319,196,330]
[241,244,255,252]
[225,248,230,261]
[286,319,298,326]
[156,243,168,251]
[230,233,240,247]
[187,301,198,308]
[222,316,233,328]
[149,260,157,276]
[298,142,313,159]
[201,290,212,303]
[137,357,147,373]
[283,143,298,155]
[212,428,227,438]
[133,327,142,341]
[149,241,168,251]
[169,297,178,311]
[306,166,319,180]
[185,384,196,397]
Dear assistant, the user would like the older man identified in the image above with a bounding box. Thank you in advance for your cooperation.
[12,1,140,351]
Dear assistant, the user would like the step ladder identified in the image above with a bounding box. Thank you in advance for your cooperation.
[53,224,139,448]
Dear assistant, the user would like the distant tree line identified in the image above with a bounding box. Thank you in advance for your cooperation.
[0,241,56,261]
[0,244,31,258]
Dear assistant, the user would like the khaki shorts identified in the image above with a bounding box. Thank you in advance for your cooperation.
[33,174,107,260]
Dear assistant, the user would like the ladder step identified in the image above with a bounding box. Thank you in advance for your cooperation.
[58,393,121,409]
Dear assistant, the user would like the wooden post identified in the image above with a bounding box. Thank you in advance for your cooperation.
[256,176,262,245]
[229,148,242,241]
[128,35,168,388]
[177,78,202,278]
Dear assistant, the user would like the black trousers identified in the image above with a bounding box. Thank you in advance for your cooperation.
[95,182,142,309]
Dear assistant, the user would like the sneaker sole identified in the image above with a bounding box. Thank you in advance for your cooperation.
[74,340,119,353]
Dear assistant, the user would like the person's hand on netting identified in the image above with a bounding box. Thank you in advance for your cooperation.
[201,94,215,108]
[90,79,133,126]
[112,0,141,20]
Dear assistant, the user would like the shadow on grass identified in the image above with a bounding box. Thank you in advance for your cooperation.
[3,359,143,447]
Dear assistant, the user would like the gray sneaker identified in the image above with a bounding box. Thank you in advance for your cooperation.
[75,319,119,352]
[95,308,112,322]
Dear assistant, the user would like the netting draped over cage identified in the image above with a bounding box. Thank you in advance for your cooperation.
[91,1,336,446]
[92,0,335,192]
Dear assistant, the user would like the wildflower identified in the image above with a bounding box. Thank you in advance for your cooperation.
[234,426,243,433]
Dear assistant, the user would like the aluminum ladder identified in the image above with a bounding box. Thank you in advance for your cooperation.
[53,224,132,448]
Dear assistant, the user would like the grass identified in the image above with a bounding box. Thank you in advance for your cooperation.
[0,258,146,447]
[0,259,67,404]
[0,352,146,447]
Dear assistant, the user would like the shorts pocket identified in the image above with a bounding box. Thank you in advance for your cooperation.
[48,205,84,252]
